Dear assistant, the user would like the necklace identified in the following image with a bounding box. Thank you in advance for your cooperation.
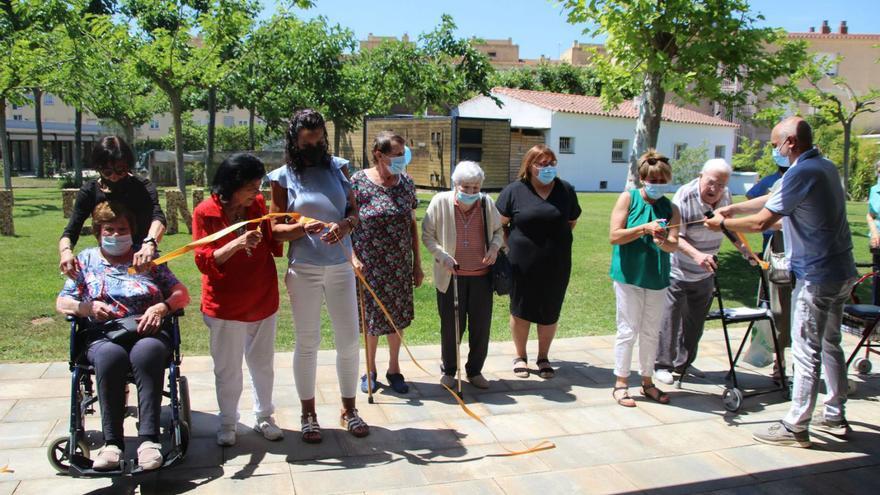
[456,204,478,247]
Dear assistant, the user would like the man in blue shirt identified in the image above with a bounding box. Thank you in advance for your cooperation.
[705,116,857,448]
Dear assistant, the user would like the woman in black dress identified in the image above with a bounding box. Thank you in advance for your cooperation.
[496,144,581,379]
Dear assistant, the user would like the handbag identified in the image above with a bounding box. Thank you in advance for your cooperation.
[764,232,791,286]
[481,196,512,296]
[100,315,142,346]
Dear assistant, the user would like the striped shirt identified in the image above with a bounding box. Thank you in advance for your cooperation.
[671,178,731,282]
[454,200,489,276]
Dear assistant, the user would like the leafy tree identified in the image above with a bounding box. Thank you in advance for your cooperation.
[352,15,497,117]
[490,63,603,96]
[671,142,708,185]
[780,56,880,195]
[561,0,809,189]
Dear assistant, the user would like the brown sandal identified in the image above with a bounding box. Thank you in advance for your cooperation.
[642,384,670,404]
[613,386,636,407]
[341,409,370,438]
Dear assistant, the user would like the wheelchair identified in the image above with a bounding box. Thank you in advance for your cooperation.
[46,312,192,477]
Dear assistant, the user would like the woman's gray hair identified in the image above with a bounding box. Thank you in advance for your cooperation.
[451,161,485,186]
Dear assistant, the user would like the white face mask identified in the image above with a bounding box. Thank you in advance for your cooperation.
[101,234,133,256]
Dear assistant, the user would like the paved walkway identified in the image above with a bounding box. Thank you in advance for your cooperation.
[0,328,878,494]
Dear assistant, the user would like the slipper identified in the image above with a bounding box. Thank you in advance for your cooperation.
[360,371,378,394]
[642,383,670,404]
[613,386,636,407]
[513,357,529,378]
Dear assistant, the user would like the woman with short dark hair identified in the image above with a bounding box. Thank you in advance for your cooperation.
[269,109,369,443]
[56,201,189,471]
[350,131,423,395]
[193,153,283,446]
[59,135,166,278]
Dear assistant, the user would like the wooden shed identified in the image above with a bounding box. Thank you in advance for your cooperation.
[327,115,512,191]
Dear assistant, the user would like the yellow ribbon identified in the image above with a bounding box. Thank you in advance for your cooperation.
[128,212,316,274]
[734,232,770,270]
[346,240,555,456]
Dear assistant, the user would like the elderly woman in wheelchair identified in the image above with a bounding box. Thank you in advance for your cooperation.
[55,201,190,473]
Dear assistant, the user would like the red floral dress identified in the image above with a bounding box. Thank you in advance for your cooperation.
[350,171,418,336]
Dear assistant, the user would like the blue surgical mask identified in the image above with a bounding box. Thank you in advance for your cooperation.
[772,141,790,168]
[388,155,407,175]
[536,165,557,185]
[644,183,667,200]
[101,234,133,256]
[457,191,481,205]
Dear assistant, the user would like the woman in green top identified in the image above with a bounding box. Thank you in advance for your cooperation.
[609,150,680,408]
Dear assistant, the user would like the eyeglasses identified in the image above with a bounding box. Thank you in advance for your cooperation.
[534,161,556,168]
[641,157,669,166]
[99,164,128,176]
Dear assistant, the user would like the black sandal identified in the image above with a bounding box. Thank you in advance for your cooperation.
[513,357,529,378]
[613,386,636,407]
[301,413,322,444]
[642,384,670,404]
[536,358,555,379]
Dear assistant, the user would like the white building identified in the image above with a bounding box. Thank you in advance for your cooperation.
[455,87,738,192]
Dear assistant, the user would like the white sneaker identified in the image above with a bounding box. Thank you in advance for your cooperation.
[137,440,163,471]
[216,424,236,446]
[654,369,675,385]
[92,444,122,471]
[254,416,284,441]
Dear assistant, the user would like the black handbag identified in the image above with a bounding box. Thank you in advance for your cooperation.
[481,196,512,296]
[100,315,142,346]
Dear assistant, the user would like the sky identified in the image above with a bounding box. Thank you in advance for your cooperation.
[260,0,880,60]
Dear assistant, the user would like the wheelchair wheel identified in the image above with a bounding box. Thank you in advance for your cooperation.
[47,436,90,475]
[854,357,872,375]
[175,420,190,458]
[722,387,743,412]
[178,375,192,429]
[848,378,858,395]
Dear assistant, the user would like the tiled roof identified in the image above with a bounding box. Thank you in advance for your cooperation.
[492,87,739,128]
[787,32,880,40]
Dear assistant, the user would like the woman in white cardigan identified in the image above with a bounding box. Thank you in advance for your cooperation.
[422,161,504,389]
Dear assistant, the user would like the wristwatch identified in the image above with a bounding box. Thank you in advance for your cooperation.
[143,236,158,248]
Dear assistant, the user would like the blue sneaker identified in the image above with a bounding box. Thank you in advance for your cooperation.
[360,371,378,394]
[386,372,409,394]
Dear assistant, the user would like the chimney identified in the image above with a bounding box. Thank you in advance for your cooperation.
[839,21,848,34]
[821,20,831,34]
[809,26,815,33]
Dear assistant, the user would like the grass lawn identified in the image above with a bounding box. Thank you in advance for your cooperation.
[0,185,874,363]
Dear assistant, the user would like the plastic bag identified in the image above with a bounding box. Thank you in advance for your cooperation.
[743,319,774,368]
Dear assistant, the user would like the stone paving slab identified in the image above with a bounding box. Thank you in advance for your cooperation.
[0,330,877,494]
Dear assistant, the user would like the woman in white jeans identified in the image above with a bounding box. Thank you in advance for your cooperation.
[269,109,368,443]
[608,150,680,407]
[193,153,283,446]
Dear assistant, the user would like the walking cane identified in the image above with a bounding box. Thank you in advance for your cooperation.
[358,279,374,404]
[452,266,463,397]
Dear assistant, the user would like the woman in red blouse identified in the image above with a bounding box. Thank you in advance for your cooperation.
[193,153,283,447]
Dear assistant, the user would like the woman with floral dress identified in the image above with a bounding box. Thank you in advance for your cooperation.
[351,131,423,394]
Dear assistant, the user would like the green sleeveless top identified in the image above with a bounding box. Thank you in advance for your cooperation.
[609,189,673,290]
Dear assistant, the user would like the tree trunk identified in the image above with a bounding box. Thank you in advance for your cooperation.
[842,121,852,198]
[625,71,666,190]
[248,107,255,151]
[73,108,83,186]
[0,99,11,190]
[34,88,45,178]
[206,86,216,186]
[124,124,135,153]
[170,92,187,197]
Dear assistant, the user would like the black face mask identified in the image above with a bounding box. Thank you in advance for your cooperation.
[300,144,326,166]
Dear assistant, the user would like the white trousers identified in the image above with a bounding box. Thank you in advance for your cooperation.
[783,277,855,432]
[285,262,359,401]
[613,281,668,378]
[205,313,277,427]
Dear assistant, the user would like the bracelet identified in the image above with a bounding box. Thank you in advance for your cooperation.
[344,216,355,231]
[720,219,727,231]
[160,301,172,314]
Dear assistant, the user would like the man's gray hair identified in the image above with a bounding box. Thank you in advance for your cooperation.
[451,161,485,186]
[701,158,733,176]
